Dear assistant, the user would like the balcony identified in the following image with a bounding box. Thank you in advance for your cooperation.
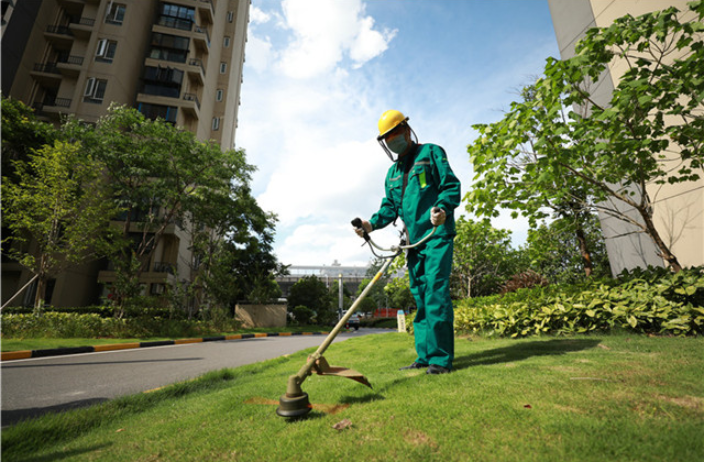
[68,17,95,38]
[187,58,205,85]
[197,0,214,24]
[182,93,200,119]
[44,25,74,46]
[32,97,72,120]
[30,63,62,84]
[193,25,210,53]
[56,55,84,76]
[156,15,193,32]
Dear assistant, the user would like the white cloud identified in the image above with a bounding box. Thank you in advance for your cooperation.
[250,6,271,24]
[277,0,396,79]
[350,16,396,68]
[246,34,274,73]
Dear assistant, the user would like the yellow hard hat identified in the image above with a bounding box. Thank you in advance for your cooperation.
[377,110,409,140]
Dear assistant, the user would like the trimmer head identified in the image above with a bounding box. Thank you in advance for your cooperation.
[276,392,311,418]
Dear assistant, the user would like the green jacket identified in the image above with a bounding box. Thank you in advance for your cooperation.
[369,143,461,244]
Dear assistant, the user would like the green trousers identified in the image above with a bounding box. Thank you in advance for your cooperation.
[407,236,454,370]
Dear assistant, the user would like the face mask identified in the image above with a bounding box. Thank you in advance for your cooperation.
[387,135,408,155]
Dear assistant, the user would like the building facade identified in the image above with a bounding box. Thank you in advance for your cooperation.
[1,0,250,307]
[547,0,704,275]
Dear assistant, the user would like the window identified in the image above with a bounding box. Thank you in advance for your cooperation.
[216,89,223,102]
[150,283,166,295]
[220,62,227,74]
[83,77,107,103]
[223,36,230,47]
[95,39,117,62]
[137,102,177,123]
[141,65,184,98]
[105,3,126,25]
[212,117,220,131]
[157,3,195,31]
[149,32,189,63]
[227,11,234,22]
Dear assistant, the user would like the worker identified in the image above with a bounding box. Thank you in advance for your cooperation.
[354,110,461,374]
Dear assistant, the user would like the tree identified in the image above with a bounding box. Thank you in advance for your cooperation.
[466,1,704,273]
[522,214,610,285]
[1,96,56,182]
[67,105,261,311]
[384,274,415,311]
[185,184,283,315]
[451,216,524,298]
[287,276,334,324]
[355,278,383,314]
[2,141,119,311]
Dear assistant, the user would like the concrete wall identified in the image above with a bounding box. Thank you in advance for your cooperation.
[235,304,287,328]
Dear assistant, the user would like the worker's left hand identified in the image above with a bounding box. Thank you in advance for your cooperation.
[430,207,446,226]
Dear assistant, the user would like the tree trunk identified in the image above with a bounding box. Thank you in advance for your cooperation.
[639,206,682,273]
[575,227,593,277]
[33,253,50,313]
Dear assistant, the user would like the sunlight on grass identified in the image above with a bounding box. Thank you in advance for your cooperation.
[3,333,703,461]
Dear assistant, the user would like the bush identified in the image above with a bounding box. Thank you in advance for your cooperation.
[292,306,315,326]
[500,270,549,294]
[453,266,704,337]
[0,305,186,319]
[0,311,242,339]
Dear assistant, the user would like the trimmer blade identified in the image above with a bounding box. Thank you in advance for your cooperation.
[312,356,373,389]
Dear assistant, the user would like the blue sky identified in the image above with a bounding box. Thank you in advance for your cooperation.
[235,0,560,267]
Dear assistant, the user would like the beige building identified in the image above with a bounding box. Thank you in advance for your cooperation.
[1,0,250,307]
[547,0,704,274]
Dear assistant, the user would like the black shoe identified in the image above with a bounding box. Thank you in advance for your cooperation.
[399,362,428,370]
[426,364,451,375]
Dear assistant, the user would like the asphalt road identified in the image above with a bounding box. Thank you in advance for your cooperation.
[1,328,390,427]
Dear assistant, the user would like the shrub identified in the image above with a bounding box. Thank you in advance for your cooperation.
[292,306,315,326]
[0,311,241,339]
[500,270,549,294]
[453,266,704,337]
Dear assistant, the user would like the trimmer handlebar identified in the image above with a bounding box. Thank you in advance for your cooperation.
[353,207,442,256]
[351,218,370,242]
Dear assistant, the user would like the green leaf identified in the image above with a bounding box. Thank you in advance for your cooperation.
[627,315,638,328]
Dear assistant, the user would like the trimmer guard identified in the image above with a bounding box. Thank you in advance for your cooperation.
[312,355,373,389]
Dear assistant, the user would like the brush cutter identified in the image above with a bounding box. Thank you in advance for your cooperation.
[276,211,439,418]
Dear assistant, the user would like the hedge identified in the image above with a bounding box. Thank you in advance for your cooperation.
[405,266,704,337]
[0,312,241,339]
[456,266,704,337]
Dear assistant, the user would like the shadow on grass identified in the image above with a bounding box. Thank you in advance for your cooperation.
[453,339,601,371]
[2,398,109,428]
[9,443,112,462]
[1,369,238,459]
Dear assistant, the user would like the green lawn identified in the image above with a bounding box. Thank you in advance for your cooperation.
[2,332,703,461]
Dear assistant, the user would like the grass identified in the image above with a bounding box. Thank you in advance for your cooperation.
[0,326,334,352]
[2,332,703,461]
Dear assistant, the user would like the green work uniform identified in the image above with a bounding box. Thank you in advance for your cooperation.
[368,143,461,369]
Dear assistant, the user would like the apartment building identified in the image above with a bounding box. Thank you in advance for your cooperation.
[547,0,704,275]
[1,0,250,307]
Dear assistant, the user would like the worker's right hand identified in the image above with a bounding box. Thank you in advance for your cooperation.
[354,220,373,238]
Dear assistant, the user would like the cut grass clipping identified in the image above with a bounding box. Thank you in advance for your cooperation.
[3,333,703,462]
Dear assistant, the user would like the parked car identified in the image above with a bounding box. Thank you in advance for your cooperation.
[346,313,360,330]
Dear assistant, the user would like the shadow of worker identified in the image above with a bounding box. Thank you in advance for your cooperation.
[453,338,601,371]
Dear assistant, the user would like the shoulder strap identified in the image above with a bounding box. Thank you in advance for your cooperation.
[400,144,421,203]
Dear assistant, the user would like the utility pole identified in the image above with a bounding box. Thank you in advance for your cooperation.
[338,273,343,319]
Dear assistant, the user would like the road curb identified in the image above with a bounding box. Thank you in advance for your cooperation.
[0,331,331,362]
